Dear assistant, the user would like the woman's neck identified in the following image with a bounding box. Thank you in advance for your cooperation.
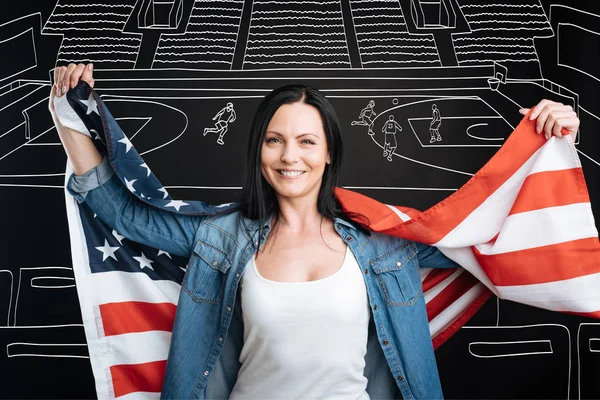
[274,197,324,234]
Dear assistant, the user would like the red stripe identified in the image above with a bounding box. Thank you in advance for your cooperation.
[474,237,600,286]
[337,114,550,243]
[426,272,480,321]
[100,302,176,336]
[110,360,166,397]
[422,269,455,293]
[432,289,493,350]
[509,168,589,215]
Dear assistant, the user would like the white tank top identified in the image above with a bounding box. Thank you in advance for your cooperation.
[229,246,371,400]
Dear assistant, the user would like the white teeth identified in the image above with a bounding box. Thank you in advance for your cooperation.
[280,170,303,177]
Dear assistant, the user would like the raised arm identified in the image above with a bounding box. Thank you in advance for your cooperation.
[51,63,202,257]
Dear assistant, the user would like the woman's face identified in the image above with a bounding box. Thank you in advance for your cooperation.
[261,102,330,203]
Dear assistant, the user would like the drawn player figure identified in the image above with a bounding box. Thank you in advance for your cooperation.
[429,103,442,143]
[203,102,236,145]
[351,100,377,135]
[382,115,401,162]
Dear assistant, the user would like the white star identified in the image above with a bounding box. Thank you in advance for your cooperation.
[124,177,137,193]
[118,136,133,153]
[79,93,99,115]
[216,202,234,208]
[93,213,97,218]
[158,250,172,259]
[95,239,119,261]
[158,187,169,199]
[140,163,151,177]
[165,200,189,211]
[91,129,103,142]
[141,193,146,198]
[112,229,125,245]
[133,252,154,271]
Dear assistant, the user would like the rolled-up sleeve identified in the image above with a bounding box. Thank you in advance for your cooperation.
[65,156,201,258]
[66,156,115,203]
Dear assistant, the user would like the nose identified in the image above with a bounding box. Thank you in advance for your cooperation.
[280,143,299,164]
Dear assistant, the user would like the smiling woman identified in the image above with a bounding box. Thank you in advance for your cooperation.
[51,63,584,399]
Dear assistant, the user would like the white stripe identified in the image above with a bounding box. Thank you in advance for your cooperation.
[528,135,580,174]
[475,203,599,255]
[118,391,161,400]
[64,167,113,399]
[436,247,498,296]
[434,138,579,248]
[497,272,600,313]
[429,282,488,338]
[92,270,180,305]
[54,94,92,137]
[106,331,171,366]
[424,269,465,303]
[386,204,412,222]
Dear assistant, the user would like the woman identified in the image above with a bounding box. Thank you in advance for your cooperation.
[50,63,580,399]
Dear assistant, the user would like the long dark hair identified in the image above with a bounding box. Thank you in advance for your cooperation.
[240,84,350,235]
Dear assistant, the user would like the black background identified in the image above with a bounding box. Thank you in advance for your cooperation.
[0,0,599,398]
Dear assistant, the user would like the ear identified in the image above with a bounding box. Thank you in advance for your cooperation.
[326,154,331,165]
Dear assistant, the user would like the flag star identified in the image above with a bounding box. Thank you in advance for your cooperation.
[112,229,125,245]
[124,177,137,193]
[140,163,151,177]
[158,250,172,259]
[216,202,234,208]
[133,252,154,271]
[165,200,189,211]
[118,137,133,153]
[79,93,99,115]
[95,239,119,262]
[93,213,97,218]
[158,187,169,199]
[141,193,146,198]
[91,129,103,142]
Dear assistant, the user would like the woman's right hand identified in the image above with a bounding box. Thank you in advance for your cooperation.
[49,63,95,117]
[50,63,104,175]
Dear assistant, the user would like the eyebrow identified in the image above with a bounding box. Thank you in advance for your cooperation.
[265,131,320,139]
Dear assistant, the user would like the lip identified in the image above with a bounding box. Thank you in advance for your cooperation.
[276,169,305,179]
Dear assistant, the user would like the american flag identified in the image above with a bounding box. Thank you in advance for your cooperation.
[57,83,600,399]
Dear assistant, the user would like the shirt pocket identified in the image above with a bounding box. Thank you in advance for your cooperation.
[182,240,231,304]
[370,241,421,307]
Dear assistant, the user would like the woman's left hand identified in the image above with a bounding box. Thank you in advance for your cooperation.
[519,99,579,141]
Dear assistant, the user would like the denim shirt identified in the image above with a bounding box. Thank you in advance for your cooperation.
[67,158,459,399]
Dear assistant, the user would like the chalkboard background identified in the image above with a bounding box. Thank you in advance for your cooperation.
[1,0,599,398]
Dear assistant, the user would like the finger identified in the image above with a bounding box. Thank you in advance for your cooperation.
[61,63,78,96]
[70,64,86,89]
[81,63,95,88]
[519,108,530,115]
[529,99,553,120]
[542,109,558,139]
[535,103,564,135]
[55,66,67,95]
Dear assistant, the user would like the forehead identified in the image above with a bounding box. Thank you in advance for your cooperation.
[266,102,324,136]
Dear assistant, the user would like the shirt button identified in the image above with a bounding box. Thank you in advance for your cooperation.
[204,370,210,376]
[212,261,218,267]
[218,337,223,342]
[363,268,368,274]
[255,241,259,246]
[347,236,353,242]
[235,273,240,278]
[227,306,232,312]
[397,375,404,381]
[396,261,402,267]
[383,340,389,345]
[373,304,378,310]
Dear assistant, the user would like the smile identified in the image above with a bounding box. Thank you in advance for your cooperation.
[278,170,305,177]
